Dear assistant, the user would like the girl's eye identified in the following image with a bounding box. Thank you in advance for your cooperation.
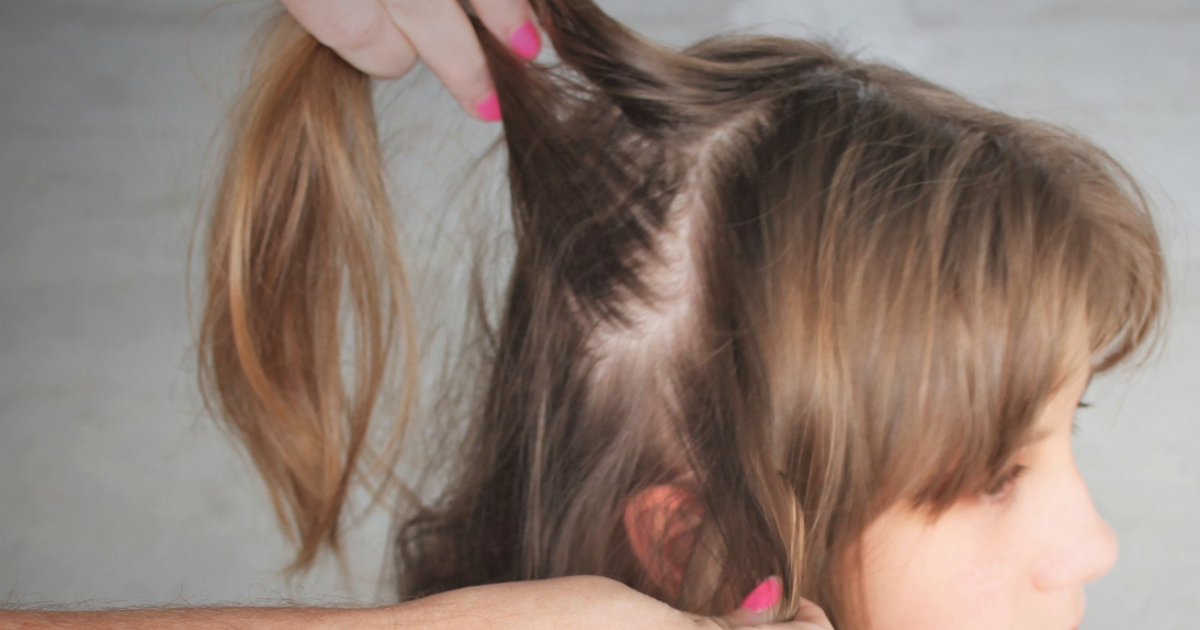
[983,464,1028,500]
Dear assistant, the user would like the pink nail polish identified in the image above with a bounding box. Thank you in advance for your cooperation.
[739,576,782,613]
[475,92,501,122]
[509,21,541,60]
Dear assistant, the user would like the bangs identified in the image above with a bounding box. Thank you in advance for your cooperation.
[1077,156,1167,375]
[761,113,1167,524]
[873,128,1167,517]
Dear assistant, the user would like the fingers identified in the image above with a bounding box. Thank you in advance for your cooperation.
[469,0,541,59]
[721,602,834,630]
[716,576,835,630]
[380,0,498,119]
[789,598,835,629]
[281,0,541,121]
[721,576,783,626]
[279,0,418,78]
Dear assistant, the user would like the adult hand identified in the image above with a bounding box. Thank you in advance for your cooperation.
[380,575,836,630]
[0,576,835,630]
[278,0,542,121]
[715,576,836,629]
[717,594,835,629]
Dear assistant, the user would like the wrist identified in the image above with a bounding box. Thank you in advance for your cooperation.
[366,577,626,630]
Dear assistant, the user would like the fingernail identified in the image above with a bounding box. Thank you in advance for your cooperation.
[475,91,501,122]
[509,21,541,60]
[739,576,782,613]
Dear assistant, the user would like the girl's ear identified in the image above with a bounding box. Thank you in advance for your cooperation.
[623,484,705,597]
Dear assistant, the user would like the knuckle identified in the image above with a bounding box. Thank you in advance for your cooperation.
[381,0,425,19]
[448,65,491,95]
[321,5,386,51]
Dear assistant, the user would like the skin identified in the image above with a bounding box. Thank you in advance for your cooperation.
[258,5,1109,628]
[0,5,830,628]
[278,0,538,119]
[0,576,827,630]
[858,366,1117,630]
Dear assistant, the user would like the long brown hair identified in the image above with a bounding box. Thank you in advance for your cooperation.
[199,1,1166,628]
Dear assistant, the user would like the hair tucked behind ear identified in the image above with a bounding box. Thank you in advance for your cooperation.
[198,11,416,574]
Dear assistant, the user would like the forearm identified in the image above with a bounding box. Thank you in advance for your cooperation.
[0,581,567,630]
[0,605,390,630]
[0,577,665,630]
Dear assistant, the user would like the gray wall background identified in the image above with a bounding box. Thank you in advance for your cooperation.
[0,0,1195,626]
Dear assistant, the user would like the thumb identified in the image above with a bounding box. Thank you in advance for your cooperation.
[791,597,836,629]
[717,577,836,629]
[720,576,783,627]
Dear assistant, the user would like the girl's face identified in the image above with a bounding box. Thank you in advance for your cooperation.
[858,367,1117,630]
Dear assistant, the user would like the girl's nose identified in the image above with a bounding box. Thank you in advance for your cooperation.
[1032,467,1120,592]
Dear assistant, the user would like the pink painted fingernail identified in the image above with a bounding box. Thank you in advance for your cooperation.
[509,21,541,60]
[739,576,782,613]
[475,91,501,122]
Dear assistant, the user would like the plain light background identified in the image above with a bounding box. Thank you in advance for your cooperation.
[0,0,1195,626]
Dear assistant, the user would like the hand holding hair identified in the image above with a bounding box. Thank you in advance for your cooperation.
[378,576,835,630]
[277,0,541,120]
[714,577,836,629]
[203,0,1163,626]
[0,575,834,630]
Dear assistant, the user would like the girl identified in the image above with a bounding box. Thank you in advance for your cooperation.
[197,1,1166,628]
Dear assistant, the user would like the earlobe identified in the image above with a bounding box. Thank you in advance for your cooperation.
[622,484,704,597]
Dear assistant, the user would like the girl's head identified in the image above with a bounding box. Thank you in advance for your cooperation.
[200,2,1165,629]
[856,365,1114,630]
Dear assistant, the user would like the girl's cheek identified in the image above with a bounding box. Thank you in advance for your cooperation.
[859,504,1020,630]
